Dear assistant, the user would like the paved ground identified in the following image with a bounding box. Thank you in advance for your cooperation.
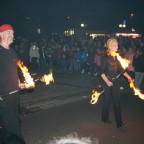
[20,71,99,111]
[20,71,144,144]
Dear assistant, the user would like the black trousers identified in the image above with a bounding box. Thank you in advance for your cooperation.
[0,94,26,144]
[101,81,123,128]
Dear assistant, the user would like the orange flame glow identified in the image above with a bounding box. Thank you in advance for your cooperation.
[129,80,144,100]
[17,60,35,88]
[110,51,130,69]
[90,90,102,104]
[40,72,54,85]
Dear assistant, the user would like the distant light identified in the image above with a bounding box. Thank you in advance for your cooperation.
[70,30,74,35]
[116,33,141,38]
[80,23,85,27]
[132,28,135,32]
[122,24,126,28]
[64,29,75,36]
[90,34,105,39]
[67,16,70,19]
[131,13,134,17]
[37,28,41,34]
[119,24,123,28]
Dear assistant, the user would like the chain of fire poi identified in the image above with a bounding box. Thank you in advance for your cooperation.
[1,60,54,97]
[90,52,144,105]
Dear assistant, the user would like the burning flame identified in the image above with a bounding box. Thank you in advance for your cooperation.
[90,90,101,104]
[110,51,130,69]
[129,80,144,100]
[17,60,35,88]
[40,72,54,85]
[90,51,144,104]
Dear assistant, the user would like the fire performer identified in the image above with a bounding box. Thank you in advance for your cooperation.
[0,24,26,144]
[100,38,132,130]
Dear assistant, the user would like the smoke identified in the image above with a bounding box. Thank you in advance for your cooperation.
[47,133,99,144]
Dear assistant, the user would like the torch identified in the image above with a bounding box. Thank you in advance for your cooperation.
[0,59,55,100]
[90,51,130,104]
[90,70,126,104]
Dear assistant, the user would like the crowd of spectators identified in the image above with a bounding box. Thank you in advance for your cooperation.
[12,34,144,78]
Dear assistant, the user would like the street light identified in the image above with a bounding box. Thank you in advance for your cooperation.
[119,24,126,28]
[119,19,126,29]
[122,24,126,28]
[80,23,85,28]
[119,24,123,28]
[131,13,134,19]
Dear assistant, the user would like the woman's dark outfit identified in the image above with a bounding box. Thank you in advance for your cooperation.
[100,54,125,128]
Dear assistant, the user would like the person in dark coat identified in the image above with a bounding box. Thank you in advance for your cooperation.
[133,48,144,90]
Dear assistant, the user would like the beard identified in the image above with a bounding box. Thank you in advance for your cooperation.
[7,36,14,44]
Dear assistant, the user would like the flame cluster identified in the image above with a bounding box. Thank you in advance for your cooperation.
[90,90,103,104]
[129,80,144,100]
[17,60,54,88]
[40,72,54,85]
[90,51,144,105]
[17,60,35,88]
[110,51,130,69]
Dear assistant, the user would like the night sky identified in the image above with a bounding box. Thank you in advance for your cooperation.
[0,0,144,36]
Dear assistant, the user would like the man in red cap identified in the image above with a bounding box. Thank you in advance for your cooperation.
[0,24,26,144]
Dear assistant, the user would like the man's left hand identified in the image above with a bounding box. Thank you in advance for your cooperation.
[19,83,26,89]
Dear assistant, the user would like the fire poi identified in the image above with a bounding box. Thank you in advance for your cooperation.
[129,80,144,100]
[1,61,55,97]
[17,60,35,88]
[18,60,54,86]
[40,72,54,85]
[90,90,104,104]
[90,51,144,104]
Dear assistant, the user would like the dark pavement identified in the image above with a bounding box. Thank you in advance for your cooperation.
[20,71,144,144]
[20,71,99,112]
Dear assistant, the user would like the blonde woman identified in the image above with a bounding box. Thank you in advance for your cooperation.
[100,38,132,130]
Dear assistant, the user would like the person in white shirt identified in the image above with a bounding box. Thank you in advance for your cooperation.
[29,42,40,71]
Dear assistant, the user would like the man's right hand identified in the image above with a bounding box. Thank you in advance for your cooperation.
[0,96,3,100]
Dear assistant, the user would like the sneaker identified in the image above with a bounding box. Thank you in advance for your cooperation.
[117,123,127,131]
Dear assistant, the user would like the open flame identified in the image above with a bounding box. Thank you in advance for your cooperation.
[40,72,54,85]
[91,52,144,105]
[129,80,144,100]
[90,90,104,104]
[91,52,130,105]
[17,60,35,88]
[110,51,130,69]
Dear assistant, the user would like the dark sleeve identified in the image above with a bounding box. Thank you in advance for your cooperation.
[132,56,136,67]
[99,56,107,75]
